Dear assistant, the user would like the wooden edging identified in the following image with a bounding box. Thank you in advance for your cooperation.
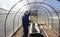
[41,25,49,37]
[11,25,22,37]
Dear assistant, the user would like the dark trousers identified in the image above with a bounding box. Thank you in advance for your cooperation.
[23,26,28,37]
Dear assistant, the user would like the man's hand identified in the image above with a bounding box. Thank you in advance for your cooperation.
[29,20,33,22]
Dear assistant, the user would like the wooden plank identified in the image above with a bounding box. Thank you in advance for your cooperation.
[12,26,23,37]
[42,25,58,37]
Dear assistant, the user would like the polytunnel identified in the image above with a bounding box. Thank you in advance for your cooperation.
[0,0,60,37]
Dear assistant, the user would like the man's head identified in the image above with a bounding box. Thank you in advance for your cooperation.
[25,10,29,16]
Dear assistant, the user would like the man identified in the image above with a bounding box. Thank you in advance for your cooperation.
[22,10,30,37]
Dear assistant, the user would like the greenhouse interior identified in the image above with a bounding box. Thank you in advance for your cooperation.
[0,0,60,37]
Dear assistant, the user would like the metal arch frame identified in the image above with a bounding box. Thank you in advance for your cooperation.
[27,0,31,9]
[34,0,45,9]
[40,6,53,29]
[13,5,51,35]
[15,5,53,28]
[13,9,21,32]
[17,8,48,26]
[33,8,48,24]
[13,5,32,32]
[14,2,59,35]
[13,2,58,28]
[41,5,59,31]
[12,3,48,33]
[39,7,49,25]
[13,6,46,26]
[4,2,59,37]
[4,1,22,37]
[37,8,48,24]
[13,3,56,31]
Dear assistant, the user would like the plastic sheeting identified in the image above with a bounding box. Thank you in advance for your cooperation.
[0,0,60,37]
